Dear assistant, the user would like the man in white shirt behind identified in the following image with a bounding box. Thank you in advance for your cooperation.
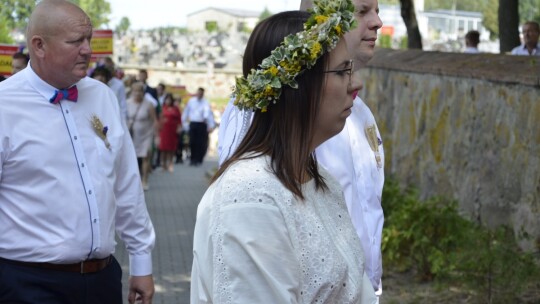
[183,87,215,166]
[463,30,481,54]
[218,0,385,300]
[101,56,128,123]
[511,21,540,56]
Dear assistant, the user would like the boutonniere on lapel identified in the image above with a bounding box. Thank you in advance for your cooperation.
[365,124,382,169]
[90,114,111,151]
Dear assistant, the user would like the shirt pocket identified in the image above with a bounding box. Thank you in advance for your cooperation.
[94,135,119,177]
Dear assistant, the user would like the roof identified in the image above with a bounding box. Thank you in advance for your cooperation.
[423,9,482,19]
[187,7,261,18]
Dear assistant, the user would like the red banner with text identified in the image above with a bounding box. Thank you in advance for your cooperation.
[0,44,20,76]
[91,29,113,61]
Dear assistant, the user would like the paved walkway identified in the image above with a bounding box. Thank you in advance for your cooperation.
[116,157,218,304]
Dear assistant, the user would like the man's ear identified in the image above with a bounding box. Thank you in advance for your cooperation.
[30,35,46,58]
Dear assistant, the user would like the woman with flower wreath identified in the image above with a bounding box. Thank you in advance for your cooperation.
[190,1,376,303]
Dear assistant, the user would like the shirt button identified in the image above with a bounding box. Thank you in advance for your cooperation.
[65,109,69,114]
[88,190,92,195]
[93,219,97,223]
[81,163,85,167]
[74,136,78,140]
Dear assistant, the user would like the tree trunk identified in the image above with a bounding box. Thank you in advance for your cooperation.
[498,0,520,53]
[400,0,423,49]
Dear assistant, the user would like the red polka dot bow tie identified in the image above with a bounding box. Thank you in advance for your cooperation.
[49,86,78,104]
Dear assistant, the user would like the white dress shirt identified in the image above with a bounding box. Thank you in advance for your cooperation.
[108,77,128,123]
[182,96,215,129]
[0,66,155,276]
[464,47,480,54]
[191,155,376,303]
[217,98,253,165]
[315,97,385,291]
[217,96,385,291]
[511,43,540,56]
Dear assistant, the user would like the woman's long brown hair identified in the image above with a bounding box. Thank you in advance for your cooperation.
[212,11,330,200]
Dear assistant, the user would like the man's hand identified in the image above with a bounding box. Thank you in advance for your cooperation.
[128,275,155,304]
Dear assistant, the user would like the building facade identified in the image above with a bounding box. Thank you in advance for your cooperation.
[186,7,259,34]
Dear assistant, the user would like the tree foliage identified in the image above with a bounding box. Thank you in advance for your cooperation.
[422,0,540,38]
[379,0,400,4]
[115,16,131,35]
[259,7,272,21]
[0,0,35,31]
[71,0,111,28]
[0,16,15,44]
[0,0,112,33]
[483,0,499,38]
[519,0,540,24]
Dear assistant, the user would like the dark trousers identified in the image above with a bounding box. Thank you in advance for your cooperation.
[0,256,122,304]
[137,157,144,175]
[189,122,208,165]
[176,130,187,163]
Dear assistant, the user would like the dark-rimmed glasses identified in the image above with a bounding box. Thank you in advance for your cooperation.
[323,59,354,86]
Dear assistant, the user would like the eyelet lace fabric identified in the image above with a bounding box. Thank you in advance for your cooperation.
[193,155,376,303]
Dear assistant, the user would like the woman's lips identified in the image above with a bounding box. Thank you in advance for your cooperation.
[363,37,377,47]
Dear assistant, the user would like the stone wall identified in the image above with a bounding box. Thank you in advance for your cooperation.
[359,49,540,250]
[121,49,540,250]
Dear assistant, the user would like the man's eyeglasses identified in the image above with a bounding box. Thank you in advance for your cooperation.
[323,59,354,86]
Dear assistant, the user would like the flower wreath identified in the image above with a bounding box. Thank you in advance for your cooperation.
[233,0,356,112]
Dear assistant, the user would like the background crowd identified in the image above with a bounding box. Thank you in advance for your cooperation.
[88,57,221,190]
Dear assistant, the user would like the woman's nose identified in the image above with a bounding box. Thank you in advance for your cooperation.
[349,70,363,93]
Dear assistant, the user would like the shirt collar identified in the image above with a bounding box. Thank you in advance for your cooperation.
[520,43,540,53]
[24,62,79,103]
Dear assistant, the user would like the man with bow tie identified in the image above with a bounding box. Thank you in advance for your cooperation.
[0,1,155,303]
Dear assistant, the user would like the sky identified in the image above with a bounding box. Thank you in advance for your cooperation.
[108,0,302,30]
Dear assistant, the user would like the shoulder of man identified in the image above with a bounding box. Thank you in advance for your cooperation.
[79,76,113,94]
[0,69,26,94]
[510,44,523,54]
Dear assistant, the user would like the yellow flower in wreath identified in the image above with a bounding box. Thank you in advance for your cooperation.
[315,15,329,24]
[310,42,322,60]
[264,85,273,95]
[266,66,279,76]
[334,25,343,35]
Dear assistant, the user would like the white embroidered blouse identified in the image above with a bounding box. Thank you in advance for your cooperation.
[191,155,376,303]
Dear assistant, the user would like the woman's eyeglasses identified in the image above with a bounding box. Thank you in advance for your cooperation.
[323,59,354,86]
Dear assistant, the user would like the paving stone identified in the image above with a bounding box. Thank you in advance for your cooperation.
[116,157,218,304]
